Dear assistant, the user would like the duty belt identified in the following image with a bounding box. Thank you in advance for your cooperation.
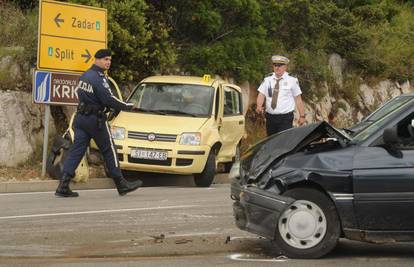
[77,102,103,116]
[77,102,106,129]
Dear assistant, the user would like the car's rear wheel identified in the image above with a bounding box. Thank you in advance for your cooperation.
[194,151,216,187]
[274,187,340,259]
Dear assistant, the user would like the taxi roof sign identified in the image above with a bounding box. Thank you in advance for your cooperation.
[203,74,211,82]
[37,0,107,73]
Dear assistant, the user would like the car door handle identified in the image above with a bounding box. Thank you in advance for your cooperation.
[239,120,244,125]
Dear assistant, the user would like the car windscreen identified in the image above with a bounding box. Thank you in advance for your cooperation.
[127,83,214,117]
[364,95,414,122]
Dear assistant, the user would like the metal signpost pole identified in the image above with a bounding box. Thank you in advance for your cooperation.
[41,105,50,178]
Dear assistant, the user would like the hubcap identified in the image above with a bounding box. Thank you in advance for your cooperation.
[278,200,327,249]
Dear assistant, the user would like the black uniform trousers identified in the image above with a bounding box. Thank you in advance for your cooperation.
[62,113,122,179]
[265,112,294,136]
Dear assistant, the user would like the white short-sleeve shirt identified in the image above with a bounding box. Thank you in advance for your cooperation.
[257,72,302,114]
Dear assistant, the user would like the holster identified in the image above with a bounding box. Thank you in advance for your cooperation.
[97,110,104,129]
[77,102,102,116]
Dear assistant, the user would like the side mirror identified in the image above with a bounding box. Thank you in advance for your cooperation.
[383,127,399,145]
[382,127,403,158]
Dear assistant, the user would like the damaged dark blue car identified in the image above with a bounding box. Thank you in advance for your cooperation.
[231,93,414,258]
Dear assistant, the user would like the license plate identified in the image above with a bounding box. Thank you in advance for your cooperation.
[130,149,168,160]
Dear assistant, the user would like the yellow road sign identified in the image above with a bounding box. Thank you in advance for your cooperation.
[37,0,107,73]
[39,36,105,72]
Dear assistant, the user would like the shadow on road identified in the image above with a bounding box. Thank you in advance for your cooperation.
[231,238,414,260]
[124,171,196,187]
[328,239,414,258]
[123,171,229,188]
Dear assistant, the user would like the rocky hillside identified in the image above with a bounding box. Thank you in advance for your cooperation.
[303,54,412,129]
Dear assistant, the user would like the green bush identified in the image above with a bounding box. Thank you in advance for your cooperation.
[290,49,331,101]
[341,72,361,102]
[0,2,37,90]
[0,2,27,47]
[0,2,37,64]
[69,0,177,84]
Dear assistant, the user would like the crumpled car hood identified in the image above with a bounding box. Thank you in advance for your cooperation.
[241,121,351,182]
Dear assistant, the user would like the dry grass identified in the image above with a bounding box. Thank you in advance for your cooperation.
[0,164,106,182]
[0,163,43,182]
[241,106,267,152]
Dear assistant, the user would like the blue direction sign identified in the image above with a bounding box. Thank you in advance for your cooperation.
[33,70,81,105]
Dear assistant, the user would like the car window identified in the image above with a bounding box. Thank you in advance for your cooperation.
[223,86,242,116]
[128,83,214,117]
[385,112,414,150]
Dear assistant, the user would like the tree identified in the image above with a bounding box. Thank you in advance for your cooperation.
[154,0,272,82]
[70,0,176,84]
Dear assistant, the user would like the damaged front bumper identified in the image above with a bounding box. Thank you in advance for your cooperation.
[231,180,295,239]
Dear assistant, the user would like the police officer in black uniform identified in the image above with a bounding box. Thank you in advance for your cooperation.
[55,49,142,197]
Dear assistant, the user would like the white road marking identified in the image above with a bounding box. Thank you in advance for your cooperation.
[229,253,288,262]
[0,205,198,220]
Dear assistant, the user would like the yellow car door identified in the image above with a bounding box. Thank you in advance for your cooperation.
[217,84,245,163]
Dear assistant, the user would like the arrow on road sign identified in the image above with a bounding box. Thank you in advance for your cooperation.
[81,49,91,63]
[54,13,64,28]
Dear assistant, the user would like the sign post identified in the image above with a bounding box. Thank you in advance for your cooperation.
[36,0,107,178]
[41,105,51,178]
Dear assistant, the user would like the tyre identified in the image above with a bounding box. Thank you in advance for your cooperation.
[273,187,340,259]
[194,151,216,187]
[46,135,72,180]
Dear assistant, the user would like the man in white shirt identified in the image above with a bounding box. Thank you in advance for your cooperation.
[256,55,305,136]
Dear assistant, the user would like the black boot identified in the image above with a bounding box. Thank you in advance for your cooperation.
[55,173,79,197]
[113,176,142,196]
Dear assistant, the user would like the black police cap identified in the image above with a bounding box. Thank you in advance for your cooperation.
[94,49,112,59]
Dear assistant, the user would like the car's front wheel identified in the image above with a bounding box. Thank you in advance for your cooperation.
[194,151,216,187]
[274,187,340,259]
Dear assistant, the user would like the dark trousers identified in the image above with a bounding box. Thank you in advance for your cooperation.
[265,112,294,136]
[63,113,122,179]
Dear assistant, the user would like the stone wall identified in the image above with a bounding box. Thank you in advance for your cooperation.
[301,79,412,129]
[0,90,56,167]
[301,54,412,128]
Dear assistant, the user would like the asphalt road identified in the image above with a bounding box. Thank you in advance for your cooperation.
[1,183,414,266]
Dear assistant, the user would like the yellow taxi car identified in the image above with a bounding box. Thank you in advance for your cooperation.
[110,75,245,187]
